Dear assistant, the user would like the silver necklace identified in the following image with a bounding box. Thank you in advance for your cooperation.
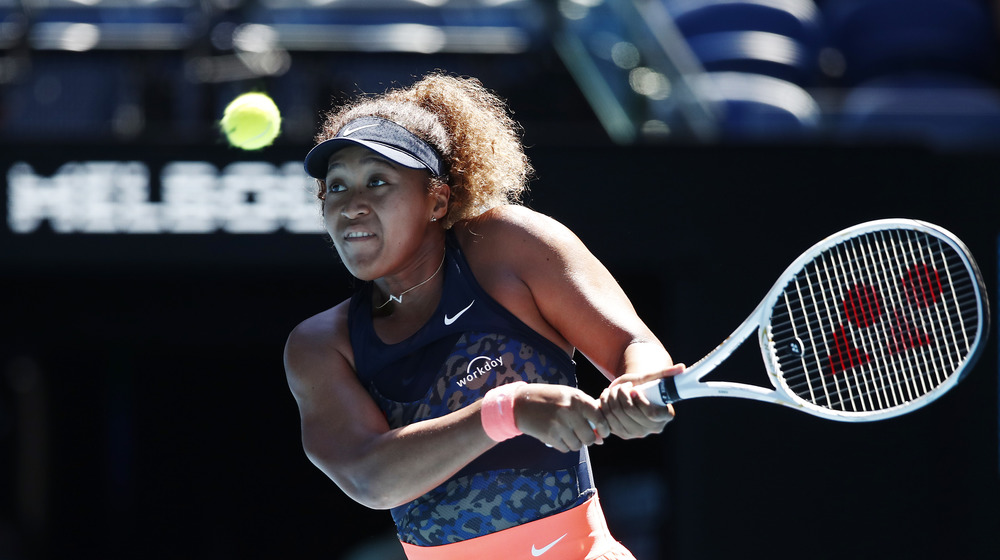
[374,251,446,309]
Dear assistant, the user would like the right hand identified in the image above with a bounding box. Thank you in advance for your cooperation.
[599,364,683,439]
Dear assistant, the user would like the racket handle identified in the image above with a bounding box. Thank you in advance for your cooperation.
[638,376,680,406]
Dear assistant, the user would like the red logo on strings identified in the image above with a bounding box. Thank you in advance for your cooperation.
[826,264,940,376]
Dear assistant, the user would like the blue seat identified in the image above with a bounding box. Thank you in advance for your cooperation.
[664,0,824,48]
[820,0,997,86]
[663,0,825,86]
[686,30,818,86]
[690,71,822,139]
[1,55,123,140]
[836,73,1000,149]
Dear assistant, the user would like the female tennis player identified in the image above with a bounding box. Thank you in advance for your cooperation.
[284,72,681,560]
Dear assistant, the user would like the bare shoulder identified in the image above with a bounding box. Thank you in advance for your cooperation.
[452,205,588,355]
[284,300,355,387]
[454,204,580,257]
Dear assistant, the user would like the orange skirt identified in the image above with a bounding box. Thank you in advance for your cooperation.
[399,494,634,560]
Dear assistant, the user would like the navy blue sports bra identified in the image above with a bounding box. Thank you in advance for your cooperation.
[348,230,596,545]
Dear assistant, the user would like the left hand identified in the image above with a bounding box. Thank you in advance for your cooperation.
[600,364,683,439]
[514,383,611,452]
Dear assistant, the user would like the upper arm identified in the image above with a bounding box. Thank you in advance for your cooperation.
[285,304,501,508]
[283,305,391,497]
[460,206,669,379]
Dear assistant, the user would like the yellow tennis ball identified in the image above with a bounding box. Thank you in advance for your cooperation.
[220,92,281,150]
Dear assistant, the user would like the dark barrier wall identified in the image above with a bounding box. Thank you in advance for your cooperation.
[1,141,997,559]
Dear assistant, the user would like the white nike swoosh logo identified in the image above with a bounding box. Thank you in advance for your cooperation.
[341,123,379,136]
[531,533,567,557]
[443,300,475,326]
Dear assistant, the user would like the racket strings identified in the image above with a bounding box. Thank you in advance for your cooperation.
[769,229,981,413]
[791,245,969,411]
[816,236,972,409]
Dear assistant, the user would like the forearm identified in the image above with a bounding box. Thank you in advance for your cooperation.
[308,401,497,510]
[614,340,674,381]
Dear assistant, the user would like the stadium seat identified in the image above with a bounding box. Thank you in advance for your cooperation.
[819,0,997,86]
[663,0,824,48]
[689,71,821,139]
[836,73,1000,149]
[685,30,817,86]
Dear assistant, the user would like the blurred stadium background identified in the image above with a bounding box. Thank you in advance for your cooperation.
[1,0,998,559]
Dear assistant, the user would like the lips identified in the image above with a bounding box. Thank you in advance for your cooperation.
[344,230,375,240]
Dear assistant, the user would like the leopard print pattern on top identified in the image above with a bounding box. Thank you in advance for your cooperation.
[376,331,571,427]
[365,331,589,546]
[396,468,589,545]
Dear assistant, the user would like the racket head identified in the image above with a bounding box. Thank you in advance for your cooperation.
[758,219,989,422]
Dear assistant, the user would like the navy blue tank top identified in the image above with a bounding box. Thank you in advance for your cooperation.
[348,230,596,546]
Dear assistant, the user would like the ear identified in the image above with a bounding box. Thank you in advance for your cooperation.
[430,182,451,220]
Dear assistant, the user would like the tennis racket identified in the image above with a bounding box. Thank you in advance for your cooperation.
[639,219,989,422]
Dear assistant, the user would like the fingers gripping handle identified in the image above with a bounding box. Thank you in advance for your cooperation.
[639,376,680,407]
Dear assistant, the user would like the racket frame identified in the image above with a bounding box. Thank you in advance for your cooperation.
[642,219,989,422]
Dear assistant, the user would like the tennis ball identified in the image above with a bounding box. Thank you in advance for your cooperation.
[220,92,281,150]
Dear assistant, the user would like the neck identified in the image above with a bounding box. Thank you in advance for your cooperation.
[374,250,447,310]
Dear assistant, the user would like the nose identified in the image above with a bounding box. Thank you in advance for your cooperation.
[339,192,370,219]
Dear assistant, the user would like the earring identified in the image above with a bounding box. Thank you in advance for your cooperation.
[431,216,438,222]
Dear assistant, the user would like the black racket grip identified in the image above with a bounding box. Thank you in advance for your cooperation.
[659,376,681,404]
[639,376,681,406]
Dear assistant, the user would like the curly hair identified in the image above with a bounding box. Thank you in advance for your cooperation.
[312,73,531,228]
